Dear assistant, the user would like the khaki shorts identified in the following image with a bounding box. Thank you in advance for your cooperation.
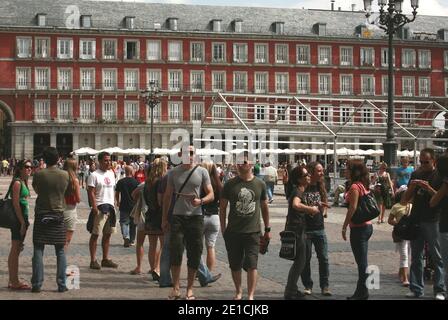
[91,212,116,236]
[63,206,78,231]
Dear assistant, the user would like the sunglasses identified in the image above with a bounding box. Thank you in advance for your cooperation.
[25,165,32,169]
[420,160,431,165]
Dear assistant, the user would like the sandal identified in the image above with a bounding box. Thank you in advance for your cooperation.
[9,282,31,290]
[168,293,182,300]
[130,269,142,275]
[185,295,196,300]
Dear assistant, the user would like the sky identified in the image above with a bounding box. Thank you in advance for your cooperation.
[92,0,448,16]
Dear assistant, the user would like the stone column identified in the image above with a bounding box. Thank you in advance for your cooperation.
[23,133,33,159]
[50,133,57,148]
[139,133,146,149]
[72,133,79,152]
[117,133,124,149]
[161,132,169,148]
[95,133,102,150]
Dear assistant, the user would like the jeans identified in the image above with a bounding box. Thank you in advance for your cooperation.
[301,229,330,290]
[410,222,446,296]
[159,231,172,287]
[31,243,67,290]
[119,211,136,242]
[284,231,307,296]
[439,232,448,289]
[197,258,214,286]
[265,182,275,201]
[350,224,373,296]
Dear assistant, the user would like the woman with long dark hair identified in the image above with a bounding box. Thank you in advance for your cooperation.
[284,166,320,299]
[342,160,373,300]
[63,158,81,251]
[7,160,33,290]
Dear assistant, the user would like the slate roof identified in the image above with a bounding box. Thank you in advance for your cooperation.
[0,0,447,40]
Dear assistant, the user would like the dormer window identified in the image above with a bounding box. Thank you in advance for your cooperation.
[313,23,327,36]
[439,29,448,42]
[233,19,243,33]
[212,19,222,32]
[81,15,92,28]
[124,16,135,29]
[274,22,285,35]
[36,13,46,27]
[168,17,178,31]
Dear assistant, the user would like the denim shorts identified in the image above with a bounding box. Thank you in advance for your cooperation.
[10,220,29,241]
[224,231,260,271]
[203,214,220,248]
[169,215,204,270]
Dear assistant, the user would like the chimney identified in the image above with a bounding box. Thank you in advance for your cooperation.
[331,0,335,11]
[352,4,356,11]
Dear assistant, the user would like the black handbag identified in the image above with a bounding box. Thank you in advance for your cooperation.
[279,230,297,260]
[351,190,380,224]
[393,215,420,241]
[0,182,19,229]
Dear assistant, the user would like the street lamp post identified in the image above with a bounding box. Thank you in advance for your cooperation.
[141,81,161,162]
[364,0,419,167]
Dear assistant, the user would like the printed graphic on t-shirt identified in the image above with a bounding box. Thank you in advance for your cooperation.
[104,177,111,185]
[303,191,320,207]
[236,187,256,216]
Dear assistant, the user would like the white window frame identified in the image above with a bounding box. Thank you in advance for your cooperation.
[212,71,226,92]
[168,41,182,62]
[168,102,182,124]
[382,75,395,96]
[402,106,415,124]
[16,37,32,58]
[233,104,248,123]
[168,70,182,92]
[340,105,354,125]
[402,49,416,68]
[146,40,161,61]
[102,39,117,60]
[419,77,430,97]
[147,69,161,88]
[360,107,374,125]
[191,102,204,122]
[233,43,248,63]
[102,101,117,122]
[57,38,73,59]
[35,67,50,90]
[34,100,50,122]
[57,100,72,122]
[16,67,31,90]
[381,48,395,67]
[124,39,140,60]
[275,44,289,64]
[360,47,375,67]
[124,101,139,122]
[445,78,448,97]
[255,104,268,123]
[35,37,50,58]
[57,68,72,90]
[296,73,310,94]
[418,50,431,69]
[361,75,375,95]
[275,105,290,124]
[296,105,309,124]
[147,103,161,123]
[212,105,227,124]
[444,51,448,70]
[124,69,139,91]
[190,42,204,62]
[318,74,331,95]
[212,42,226,63]
[254,72,268,94]
[297,45,310,65]
[79,39,96,60]
[275,73,289,94]
[340,74,353,95]
[340,47,353,66]
[102,69,117,91]
[318,46,331,65]
[79,100,95,122]
[318,105,333,124]
[190,70,204,92]
[255,44,268,64]
[80,68,95,91]
[233,72,247,93]
[402,76,415,97]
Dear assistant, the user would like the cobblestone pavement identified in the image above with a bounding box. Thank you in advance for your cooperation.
[0,176,439,300]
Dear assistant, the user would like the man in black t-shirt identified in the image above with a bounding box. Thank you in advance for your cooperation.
[115,166,139,247]
[402,148,446,300]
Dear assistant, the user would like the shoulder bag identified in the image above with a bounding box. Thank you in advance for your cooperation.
[350,183,380,224]
[393,203,420,241]
[0,181,20,229]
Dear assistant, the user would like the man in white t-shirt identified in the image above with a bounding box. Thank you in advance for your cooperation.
[87,152,118,270]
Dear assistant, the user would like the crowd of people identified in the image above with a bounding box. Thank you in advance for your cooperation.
[2,146,448,300]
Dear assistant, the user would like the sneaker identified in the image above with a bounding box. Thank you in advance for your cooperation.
[303,288,312,295]
[284,291,306,300]
[90,260,101,270]
[406,291,424,299]
[129,241,135,246]
[123,239,130,248]
[321,287,332,296]
[31,287,41,293]
[101,259,118,268]
[435,293,446,301]
[58,286,68,293]
[200,273,222,287]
